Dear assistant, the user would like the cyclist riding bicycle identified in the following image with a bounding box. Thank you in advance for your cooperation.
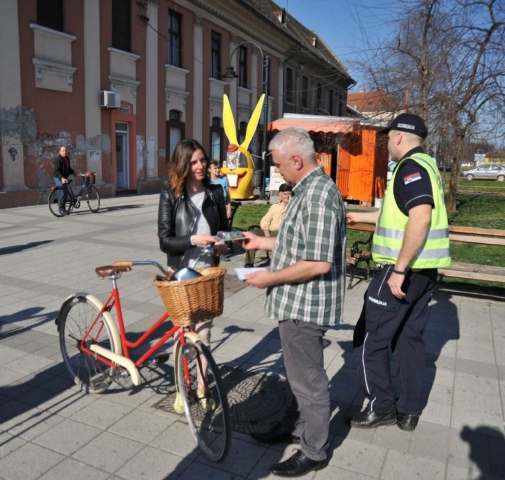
[53,146,74,214]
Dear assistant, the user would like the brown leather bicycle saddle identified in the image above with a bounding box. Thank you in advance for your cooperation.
[95,265,132,278]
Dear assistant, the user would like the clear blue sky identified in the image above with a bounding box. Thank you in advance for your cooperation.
[281,0,400,90]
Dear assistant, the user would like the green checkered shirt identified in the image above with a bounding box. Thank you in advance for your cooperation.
[265,166,346,326]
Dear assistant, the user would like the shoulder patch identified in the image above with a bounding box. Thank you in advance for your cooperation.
[403,172,422,184]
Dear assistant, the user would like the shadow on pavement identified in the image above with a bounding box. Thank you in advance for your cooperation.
[436,281,505,303]
[461,425,505,478]
[0,307,58,337]
[421,292,460,411]
[100,204,144,213]
[0,240,53,256]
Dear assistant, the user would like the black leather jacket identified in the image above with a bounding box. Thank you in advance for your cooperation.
[53,154,74,179]
[158,183,230,270]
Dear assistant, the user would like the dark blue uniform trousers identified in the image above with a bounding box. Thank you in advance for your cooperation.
[278,319,330,461]
[353,265,437,415]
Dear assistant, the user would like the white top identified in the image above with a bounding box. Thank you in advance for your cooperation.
[182,191,213,269]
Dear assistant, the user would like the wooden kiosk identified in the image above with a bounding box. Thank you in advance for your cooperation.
[268,115,389,206]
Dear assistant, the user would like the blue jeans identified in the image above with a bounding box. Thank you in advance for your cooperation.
[53,177,65,208]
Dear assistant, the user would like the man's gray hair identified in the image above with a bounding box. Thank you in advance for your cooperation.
[269,127,316,161]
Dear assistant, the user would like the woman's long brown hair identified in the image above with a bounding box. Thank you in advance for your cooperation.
[167,139,210,198]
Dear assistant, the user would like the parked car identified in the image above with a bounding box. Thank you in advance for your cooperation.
[460,164,505,181]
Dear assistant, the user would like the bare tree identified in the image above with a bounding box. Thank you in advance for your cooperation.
[357,0,505,212]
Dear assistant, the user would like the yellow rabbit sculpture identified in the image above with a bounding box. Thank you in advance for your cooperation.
[220,93,265,200]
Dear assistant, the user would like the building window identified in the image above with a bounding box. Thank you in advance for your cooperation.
[37,0,63,32]
[112,0,131,52]
[238,121,247,145]
[238,46,247,88]
[329,90,334,116]
[168,11,181,67]
[210,117,223,161]
[286,68,294,104]
[211,31,221,80]
[316,83,322,111]
[302,76,308,109]
[166,110,185,160]
[336,93,343,116]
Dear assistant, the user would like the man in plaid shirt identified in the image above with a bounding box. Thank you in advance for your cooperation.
[242,127,346,477]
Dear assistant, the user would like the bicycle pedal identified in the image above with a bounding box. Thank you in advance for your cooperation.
[154,353,170,364]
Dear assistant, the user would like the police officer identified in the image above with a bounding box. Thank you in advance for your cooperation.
[346,113,450,432]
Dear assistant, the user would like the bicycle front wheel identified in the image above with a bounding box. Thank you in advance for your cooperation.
[48,189,67,217]
[84,185,100,213]
[58,295,118,393]
[175,336,231,462]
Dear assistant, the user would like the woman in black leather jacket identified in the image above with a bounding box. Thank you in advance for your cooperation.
[158,139,229,271]
[157,138,229,413]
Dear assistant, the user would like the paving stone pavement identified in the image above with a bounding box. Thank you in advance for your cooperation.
[0,194,504,480]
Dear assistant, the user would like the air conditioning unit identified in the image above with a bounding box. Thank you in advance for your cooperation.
[100,91,121,109]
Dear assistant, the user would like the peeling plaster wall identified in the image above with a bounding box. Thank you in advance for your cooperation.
[0,108,112,190]
[136,134,145,179]
[0,106,38,144]
[75,134,111,155]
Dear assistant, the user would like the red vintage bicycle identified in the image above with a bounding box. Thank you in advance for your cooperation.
[56,260,231,462]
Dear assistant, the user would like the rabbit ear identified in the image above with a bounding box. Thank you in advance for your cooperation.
[223,94,238,146]
[241,94,265,151]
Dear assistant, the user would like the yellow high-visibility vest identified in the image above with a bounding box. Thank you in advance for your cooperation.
[372,153,451,268]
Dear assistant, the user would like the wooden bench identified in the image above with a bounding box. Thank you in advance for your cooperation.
[346,224,505,287]
[346,224,374,289]
[438,226,505,284]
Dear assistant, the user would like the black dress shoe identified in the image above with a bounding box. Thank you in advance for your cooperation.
[270,449,328,477]
[350,408,397,429]
[397,412,419,431]
[244,263,254,268]
[250,422,300,444]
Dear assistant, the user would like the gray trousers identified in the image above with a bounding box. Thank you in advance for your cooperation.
[278,319,330,461]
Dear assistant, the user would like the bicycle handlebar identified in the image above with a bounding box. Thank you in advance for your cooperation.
[113,261,133,267]
[113,260,168,275]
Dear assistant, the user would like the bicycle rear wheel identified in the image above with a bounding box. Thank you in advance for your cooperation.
[175,336,231,462]
[48,189,68,217]
[58,295,118,393]
[84,185,100,213]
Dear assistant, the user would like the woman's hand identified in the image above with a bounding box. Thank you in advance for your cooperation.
[190,234,216,246]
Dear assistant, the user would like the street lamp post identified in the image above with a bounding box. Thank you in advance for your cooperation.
[225,42,269,200]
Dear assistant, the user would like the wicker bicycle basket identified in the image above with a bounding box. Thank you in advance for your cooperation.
[153,267,226,326]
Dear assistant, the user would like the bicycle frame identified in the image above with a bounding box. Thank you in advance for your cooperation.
[58,258,231,462]
[78,264,203,390]
[54,175,92,201]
